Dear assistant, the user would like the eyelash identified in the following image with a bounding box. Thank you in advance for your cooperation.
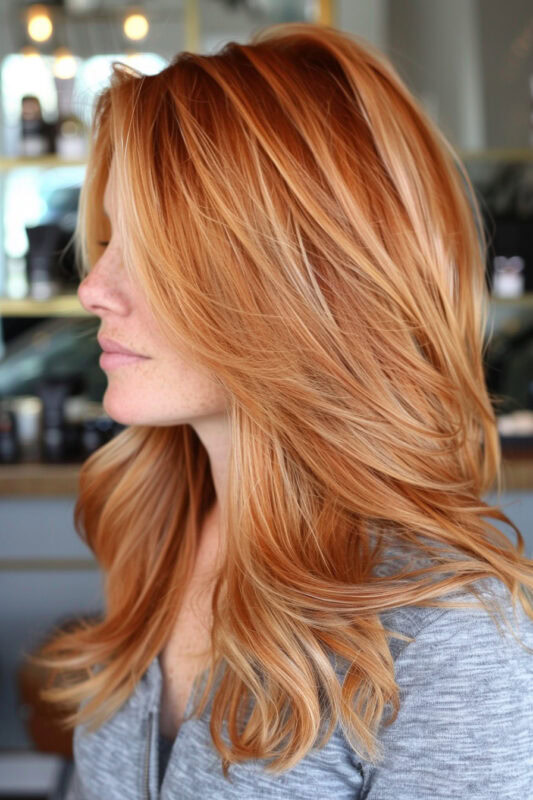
[98,241,109,247]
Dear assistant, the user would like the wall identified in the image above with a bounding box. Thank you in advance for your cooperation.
[387,0,533,150]
[478,0,533,148]
[0,497,101,749]
[387,0,486,150]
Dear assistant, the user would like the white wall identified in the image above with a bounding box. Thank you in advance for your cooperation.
[337,0,388,49]
[387,0,486,150]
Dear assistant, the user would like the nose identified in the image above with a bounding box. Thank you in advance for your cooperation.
[77,250,129,317]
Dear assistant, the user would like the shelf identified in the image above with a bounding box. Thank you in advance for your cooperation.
[0,293,90,317]
[459,148,533,161]
[490,293,533,307]
[1,451,533,495]
[0,155,87,171]
[1,293,531,319]
[500,455,533,491]
[0,462,81,496]
[0,151,531,170]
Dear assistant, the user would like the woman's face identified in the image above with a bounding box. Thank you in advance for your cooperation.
[77,159,228,428]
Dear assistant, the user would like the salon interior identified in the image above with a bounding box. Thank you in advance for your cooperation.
[0,1,532,797]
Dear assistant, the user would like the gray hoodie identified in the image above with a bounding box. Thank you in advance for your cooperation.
[68,575,533,799]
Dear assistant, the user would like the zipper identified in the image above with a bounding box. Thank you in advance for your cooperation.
[143,710,154,800]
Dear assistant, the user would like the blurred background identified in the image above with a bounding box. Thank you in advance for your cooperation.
[0,1,532,797]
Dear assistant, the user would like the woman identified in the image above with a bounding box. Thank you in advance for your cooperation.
[33,22,533,799]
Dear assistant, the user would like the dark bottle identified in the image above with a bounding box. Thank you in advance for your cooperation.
[36,378,72,463]
[80,415,116,458]
[20,95,55,157]
[0,406,20,463]
[25,224,64,300]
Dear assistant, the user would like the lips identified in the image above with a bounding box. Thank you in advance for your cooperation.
[97,335,148,358]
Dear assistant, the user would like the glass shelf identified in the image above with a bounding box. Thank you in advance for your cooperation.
[489,293,533,307]
[1,293,530,319]
[459,148,533,162]
[0,149,531,173]
[0,294,89,317]
[0,155,87,171]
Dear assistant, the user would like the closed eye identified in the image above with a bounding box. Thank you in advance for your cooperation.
[97,241,110,247]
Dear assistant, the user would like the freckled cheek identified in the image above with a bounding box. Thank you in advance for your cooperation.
[127,352,226,401]
[170,363,228,406]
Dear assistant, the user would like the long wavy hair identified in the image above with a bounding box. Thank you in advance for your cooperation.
[30,22,533,776]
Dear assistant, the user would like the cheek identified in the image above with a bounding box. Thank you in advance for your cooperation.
[103,356,228,419]
[164,359,227,408]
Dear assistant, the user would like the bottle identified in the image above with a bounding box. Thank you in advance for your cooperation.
[0,403,20,463]
[25,224,63,300]
[8,396,42,462]
[19,95,55,157]
[55,114,87,160]
[36,379,71,463]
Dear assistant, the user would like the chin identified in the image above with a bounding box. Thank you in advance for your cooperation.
[101,392,175,428]
[101,392,141,427]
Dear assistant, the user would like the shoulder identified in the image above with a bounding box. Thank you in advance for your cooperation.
[378,575,533,713]
[388,576,533,711]
[350,577,533,799]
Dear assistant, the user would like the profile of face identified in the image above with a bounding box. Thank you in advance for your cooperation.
[77,158,229,429]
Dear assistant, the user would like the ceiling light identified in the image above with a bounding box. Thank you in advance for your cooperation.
[123,11,149,41]
[53,46,78,80]
[26,4,53,43]
[20,45,42,62]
